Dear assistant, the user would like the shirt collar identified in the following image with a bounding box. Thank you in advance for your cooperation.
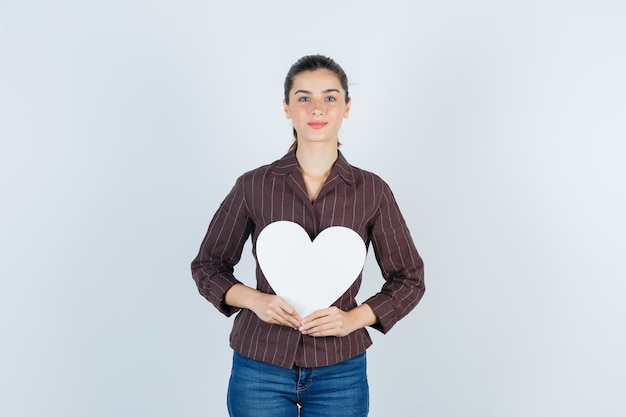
[271,150,355,185]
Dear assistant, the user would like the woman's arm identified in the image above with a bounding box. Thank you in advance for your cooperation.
[364,182,425,333]
[191,177,253,316]
[192,176,302,328]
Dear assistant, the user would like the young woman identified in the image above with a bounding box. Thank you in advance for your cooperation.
[191,55,425,417]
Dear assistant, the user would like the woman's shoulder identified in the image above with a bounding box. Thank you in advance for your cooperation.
[342,156,391,190]
[236,152,297,183]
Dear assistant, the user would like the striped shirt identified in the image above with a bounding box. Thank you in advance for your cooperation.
[191,150,425,368]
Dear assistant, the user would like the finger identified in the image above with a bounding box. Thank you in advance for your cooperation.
[272,311,294,327]
[302,307,334,324]
[285,309,303,325]
[278,301,296,316]
[273,306,301,328]
[305,323,336,337]
[300,317,335,335]
[276,301,302,327]
[300,315,328,329]
[283,313,302,328]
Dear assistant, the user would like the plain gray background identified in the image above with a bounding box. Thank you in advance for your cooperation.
[1,1,625,416]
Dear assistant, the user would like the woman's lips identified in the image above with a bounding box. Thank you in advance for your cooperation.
[307,121,327,129]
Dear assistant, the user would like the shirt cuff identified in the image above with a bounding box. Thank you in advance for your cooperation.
[363,296,398,334]
[208,274,243,317]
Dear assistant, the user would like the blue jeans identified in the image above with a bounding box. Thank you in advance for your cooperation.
[227,351,369,417]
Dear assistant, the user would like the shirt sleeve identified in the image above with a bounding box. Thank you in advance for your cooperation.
[191,176,253,317]
[364,182,425,333]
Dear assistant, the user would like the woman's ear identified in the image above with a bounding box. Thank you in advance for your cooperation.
[344,98,351,119]
[283,100,291,119]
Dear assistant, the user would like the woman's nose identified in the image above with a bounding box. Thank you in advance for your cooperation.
[311,98,325,114]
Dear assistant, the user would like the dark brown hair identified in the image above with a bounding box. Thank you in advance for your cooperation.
[284,55,350,151]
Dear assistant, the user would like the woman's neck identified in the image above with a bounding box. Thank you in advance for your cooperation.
[295,142,338,178]
[295,142,338,203]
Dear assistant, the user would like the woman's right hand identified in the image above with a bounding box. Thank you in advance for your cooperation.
[225,284,302,329]
[248,292,302,329]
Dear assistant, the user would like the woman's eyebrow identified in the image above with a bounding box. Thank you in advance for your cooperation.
[294,88,341,95]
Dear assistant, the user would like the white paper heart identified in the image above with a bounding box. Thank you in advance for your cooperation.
[256,221,367,318]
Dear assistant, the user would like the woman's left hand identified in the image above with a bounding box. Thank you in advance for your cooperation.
[299,304,378,337]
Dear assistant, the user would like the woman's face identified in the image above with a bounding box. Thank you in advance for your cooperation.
[283,69,351,147]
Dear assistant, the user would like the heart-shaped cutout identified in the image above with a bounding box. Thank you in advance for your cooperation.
[256,221,367,318]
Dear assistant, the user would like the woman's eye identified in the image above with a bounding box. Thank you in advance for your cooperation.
[298,97,310,102]
[325,96,337,102]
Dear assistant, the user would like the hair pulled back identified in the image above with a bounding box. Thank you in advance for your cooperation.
[284,55,350,151]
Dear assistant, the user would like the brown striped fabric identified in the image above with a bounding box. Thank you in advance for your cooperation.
[191,150,425,368]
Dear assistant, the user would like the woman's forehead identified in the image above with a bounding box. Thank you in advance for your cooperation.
[290,69,344,92]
